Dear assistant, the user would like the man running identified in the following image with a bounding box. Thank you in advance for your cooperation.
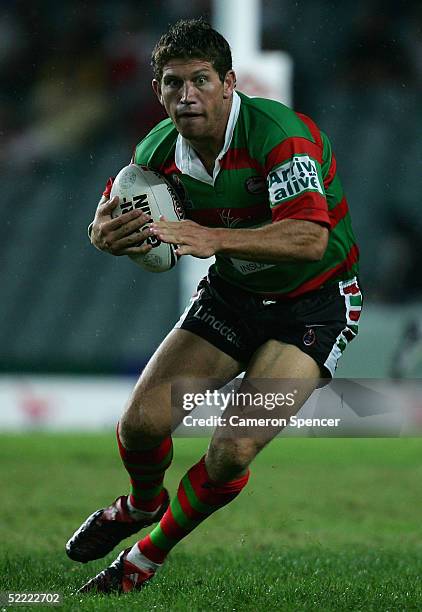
[66,18,361,594]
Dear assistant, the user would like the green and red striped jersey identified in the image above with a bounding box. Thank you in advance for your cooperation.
[132,91,359,297]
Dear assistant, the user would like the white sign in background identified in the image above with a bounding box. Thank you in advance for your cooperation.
[0,375,417,436]
[0,375,133,430]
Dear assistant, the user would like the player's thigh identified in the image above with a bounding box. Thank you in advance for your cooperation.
[122,328,243,437]
[245,339,321,431]
[207,341,320,475]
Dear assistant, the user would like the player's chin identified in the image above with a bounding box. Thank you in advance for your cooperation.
[175,118,206,138]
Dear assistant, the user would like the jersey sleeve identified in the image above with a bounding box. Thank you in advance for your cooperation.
[102,176,115,198]
[264,134,332,229]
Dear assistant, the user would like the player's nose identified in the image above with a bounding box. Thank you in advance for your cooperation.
[180,81,196,104]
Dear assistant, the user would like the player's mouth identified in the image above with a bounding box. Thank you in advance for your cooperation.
[177,112,204,120]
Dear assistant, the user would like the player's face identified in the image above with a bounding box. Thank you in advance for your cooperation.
[152,59,236,142]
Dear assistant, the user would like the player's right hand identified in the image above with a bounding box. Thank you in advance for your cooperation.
[90,195,153,256]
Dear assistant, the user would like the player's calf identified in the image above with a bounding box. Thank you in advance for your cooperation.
[205,437,261,482]
[116,425,173,513]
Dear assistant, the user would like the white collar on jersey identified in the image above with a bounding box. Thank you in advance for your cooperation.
[174,90,241,186]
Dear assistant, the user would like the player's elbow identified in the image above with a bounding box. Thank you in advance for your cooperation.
[308,241,327,262]
[306,227,329,261]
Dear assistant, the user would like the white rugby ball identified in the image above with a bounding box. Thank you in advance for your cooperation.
[110,164,184,272]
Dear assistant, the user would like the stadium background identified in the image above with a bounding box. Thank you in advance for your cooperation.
[1,0,421,381]
[1,3,422,609]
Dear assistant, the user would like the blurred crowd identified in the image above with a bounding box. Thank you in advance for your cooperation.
[1,1,209,165]
[1,0,421,301]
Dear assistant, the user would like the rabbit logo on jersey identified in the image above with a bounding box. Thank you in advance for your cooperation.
[267,155,323,203]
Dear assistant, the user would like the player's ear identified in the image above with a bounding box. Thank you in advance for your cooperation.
[223,70,236,99]
[152,79,164,105]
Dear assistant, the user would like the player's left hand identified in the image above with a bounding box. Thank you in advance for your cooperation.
[150,217,218,258]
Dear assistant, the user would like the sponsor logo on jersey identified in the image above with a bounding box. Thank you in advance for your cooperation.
[230,257,276,275]
[193,306,242,347]
[245,176,267,195]
[267,155,323,203]
[303,328,316,346]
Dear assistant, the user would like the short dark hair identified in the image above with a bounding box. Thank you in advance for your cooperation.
[151,18,232,83]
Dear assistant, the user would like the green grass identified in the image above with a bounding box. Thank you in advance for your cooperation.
[0,434,421,610]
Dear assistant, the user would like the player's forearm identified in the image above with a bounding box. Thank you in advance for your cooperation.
[213,220,328,263]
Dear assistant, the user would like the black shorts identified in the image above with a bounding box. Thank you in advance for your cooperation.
[175,268,363,377]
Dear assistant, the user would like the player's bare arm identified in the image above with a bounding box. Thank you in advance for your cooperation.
[90,195,153,256]
[150,217,328,261]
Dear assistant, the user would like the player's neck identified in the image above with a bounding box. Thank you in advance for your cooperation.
[192,145,220,176]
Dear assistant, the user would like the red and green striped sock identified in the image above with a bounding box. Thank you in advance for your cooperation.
[137,456,250,563]
[116,425,173,513]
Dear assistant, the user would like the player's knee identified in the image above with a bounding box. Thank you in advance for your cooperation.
[119,398,170,447]
[206,438,258,480]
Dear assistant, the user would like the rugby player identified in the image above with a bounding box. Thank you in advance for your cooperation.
[66,18,362,594]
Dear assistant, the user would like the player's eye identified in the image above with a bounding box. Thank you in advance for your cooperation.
[195,75,208,85]
[164,78,182,88]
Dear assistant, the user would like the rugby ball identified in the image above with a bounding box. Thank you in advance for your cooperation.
[110,164,184,272]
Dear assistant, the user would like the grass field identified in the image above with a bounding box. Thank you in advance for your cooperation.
[1,434,421,611]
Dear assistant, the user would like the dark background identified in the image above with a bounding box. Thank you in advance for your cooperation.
[1,0,421,374]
